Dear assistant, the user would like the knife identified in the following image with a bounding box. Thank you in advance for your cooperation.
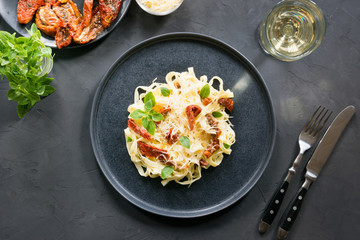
[277,105,355,240]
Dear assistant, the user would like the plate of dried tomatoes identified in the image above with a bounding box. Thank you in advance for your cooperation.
[0,0,131,49]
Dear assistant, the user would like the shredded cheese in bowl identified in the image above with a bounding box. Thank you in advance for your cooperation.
[136,0,184,15]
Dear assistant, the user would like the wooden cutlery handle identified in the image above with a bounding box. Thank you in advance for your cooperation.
[259,181,289,233]
[277,187,308,239]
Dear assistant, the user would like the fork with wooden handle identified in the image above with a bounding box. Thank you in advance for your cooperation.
[258,106,332,233]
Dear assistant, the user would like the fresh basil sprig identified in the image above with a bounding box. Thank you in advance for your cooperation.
[129,91,164,135]
[0,24,55,118]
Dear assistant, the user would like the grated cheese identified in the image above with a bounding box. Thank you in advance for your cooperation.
[138,0,183,13]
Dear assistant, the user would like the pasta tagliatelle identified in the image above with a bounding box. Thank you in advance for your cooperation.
[124,68,235,186]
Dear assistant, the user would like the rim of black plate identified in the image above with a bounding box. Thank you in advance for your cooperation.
[89,32,277,218]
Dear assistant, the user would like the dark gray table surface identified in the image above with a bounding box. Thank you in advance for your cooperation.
[1,0,359,239]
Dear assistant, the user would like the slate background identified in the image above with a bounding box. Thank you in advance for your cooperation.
[1,0,359,239]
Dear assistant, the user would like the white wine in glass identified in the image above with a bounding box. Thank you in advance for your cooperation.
[259,0,325,61]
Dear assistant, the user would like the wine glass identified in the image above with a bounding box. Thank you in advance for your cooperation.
[258,0,325,61]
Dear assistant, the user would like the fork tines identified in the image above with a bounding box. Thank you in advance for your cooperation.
[303,106,333,137]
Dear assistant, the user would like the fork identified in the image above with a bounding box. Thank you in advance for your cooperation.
[258,106,332,233]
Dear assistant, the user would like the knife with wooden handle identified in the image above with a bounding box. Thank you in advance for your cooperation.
[277,105,355,240]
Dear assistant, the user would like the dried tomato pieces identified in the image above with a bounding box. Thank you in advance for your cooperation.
[199,159,208,166]
[204,138,220,158]
[17,0,44,24]
[35,4,60,36]
[186,105,202,130]
[202,97,212,106]
[99,0,122,28]
[218,98,234,112]
[204,113,222,158]
[73,6,104,45]
[128,119,152,140]
[160,107,171,115]
[82,0,94,28]
[137,141,170,162]
[55,22,72,49]
[165,128,179,145]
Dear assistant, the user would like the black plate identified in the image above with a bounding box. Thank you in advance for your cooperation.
[90,33,276,218]
[0,0,131,48]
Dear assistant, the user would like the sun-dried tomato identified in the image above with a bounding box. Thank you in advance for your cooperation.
[137,141,170,162]
[35,4,60,36]
[218,98,234,112]
[204,114,222,158]
[200,159,208,166]
[165,128,179,145]
[82,0,94,28]
[55,22,72,49]
[73,6,104,44]
[160,108,171,115]
[204,139,220,158]
[202,97,212,106]
[17,0,44,24]
[186,105,202,130]
[99,0,122,28]
[128,119,152,140]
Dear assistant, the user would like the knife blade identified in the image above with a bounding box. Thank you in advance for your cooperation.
[277,105,355,240]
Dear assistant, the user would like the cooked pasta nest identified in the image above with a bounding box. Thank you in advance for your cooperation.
[124,67,235,186]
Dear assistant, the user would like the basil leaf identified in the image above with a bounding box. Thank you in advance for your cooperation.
[152,112,164,122]
[18,96,30,105]
[145,120,156,136]
[199,84,210,98]
[130,109,146,119]
[212,111,223,118]
[142,117,149,128]
[37,75,53,85]
[126,137,132,142]
[223,143,230,149]
[144,100,153,112]
[17,103,31,119]
[29,23,37,35]
[27,92,41,106]
[7,89,21,101]
[160,87,170,97]
[42,85,55,96]
[180,136,191,149]
[36,85,46,95]
[161,166,174,179]
[144,91,156,107]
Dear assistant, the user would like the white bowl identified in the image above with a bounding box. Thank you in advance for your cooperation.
[135,0,184,16]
